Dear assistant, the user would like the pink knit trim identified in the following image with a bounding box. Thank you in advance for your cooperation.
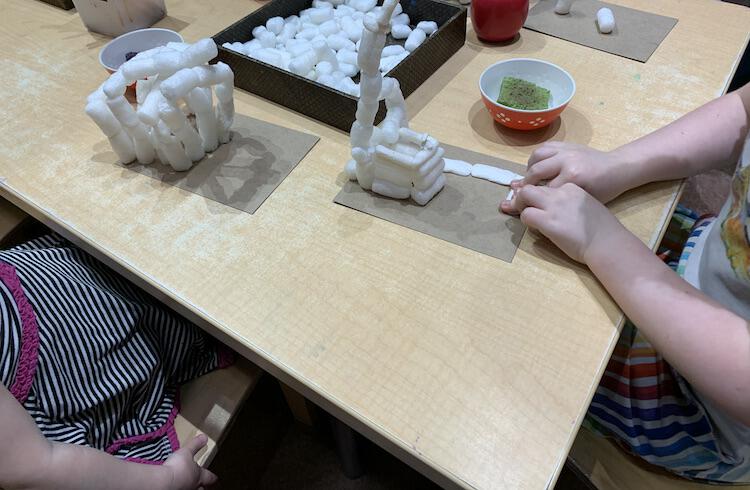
[105,393,182,457]
[0,261,40,404]
[166,411,180,452]
[106,347,232,463]
[124,421,179,465]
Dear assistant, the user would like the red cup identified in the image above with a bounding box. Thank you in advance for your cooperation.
[471,0,530,43]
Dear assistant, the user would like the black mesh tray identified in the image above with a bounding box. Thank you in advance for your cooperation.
[213,0,467,132]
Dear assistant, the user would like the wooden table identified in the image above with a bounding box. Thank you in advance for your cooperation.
[1,1,748,488]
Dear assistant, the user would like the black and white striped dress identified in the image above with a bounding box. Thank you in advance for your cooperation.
[0,234,231,463]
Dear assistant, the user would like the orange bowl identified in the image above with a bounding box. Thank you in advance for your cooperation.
[479,58,575,131]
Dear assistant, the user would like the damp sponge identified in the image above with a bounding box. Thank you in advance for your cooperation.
[497,77,550,110]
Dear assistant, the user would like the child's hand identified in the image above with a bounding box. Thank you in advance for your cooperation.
[501,142,632,214]
[162,434,218,490]
[513,183,628,264]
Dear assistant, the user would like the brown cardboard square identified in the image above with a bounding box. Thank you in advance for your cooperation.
[121,114,319,215]
[523,0,678,62]
[334,144,527,262]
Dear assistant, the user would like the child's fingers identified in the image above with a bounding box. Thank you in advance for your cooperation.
[500,197,519,215]
[527,145,558,165]
[519,207,546,230]
[186,434,208,456]
[515,185,550,212]
[547,174,569,189]
[523,158,562,186]
[199,468,218,486]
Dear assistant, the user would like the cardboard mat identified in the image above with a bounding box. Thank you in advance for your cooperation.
[334,144,527,263]
[524,0,678,62]
[121,114,319,214]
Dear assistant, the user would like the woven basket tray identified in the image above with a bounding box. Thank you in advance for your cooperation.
[213,0,467,132]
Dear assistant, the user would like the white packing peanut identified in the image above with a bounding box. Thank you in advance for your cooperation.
[244,38,262,50]
[404,27,426,52]
[289,50,318,75]
[297,27,320,40]
[339,62,359,77]
[390,24,411,39]
[470,164,523,186]
[356,100,379,122]
[317,74,336,87]
[319,19,340,36]
[285,37,306,48]
[416,21,438,35]
[85,101,123,138]
[228,42,244,53]
[326,34,355,51]
[442,158,473,176]
[288,42,313,57]
[258,30,276,48]
[336,49,358,65]
[278,23,298,43]
[334,5,355,17]
[379,52,407,73]
[316,60,334,75]
[382,44,406,57]
[554,0,573,14]
[337,77,358,96]
[313,38,338,65]
[391,13,410,25]
[266,16,284,34]
[279,50,292,69]
[252,25,267,38]
[596,7,615,33]
[253,48,283,68]
[342,23,363,42]
[351,0,377,12]
[309,7,333,24]
[285,15,301,27]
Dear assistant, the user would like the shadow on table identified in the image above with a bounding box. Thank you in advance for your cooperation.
[465,26,549,56]
[468,99,594,149]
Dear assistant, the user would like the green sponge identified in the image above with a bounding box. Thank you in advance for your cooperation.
[497,77,550,110]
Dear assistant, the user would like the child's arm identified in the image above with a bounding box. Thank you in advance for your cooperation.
[613,83,750,186]
[502,83,750,213]
[0,383,217,490]
[514,183,750,426]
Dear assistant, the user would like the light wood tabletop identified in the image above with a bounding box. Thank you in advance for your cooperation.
[1,0,748,488]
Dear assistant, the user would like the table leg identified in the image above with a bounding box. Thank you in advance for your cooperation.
[330,417,366,479]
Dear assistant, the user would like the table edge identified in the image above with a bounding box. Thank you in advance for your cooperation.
[0,183,477,490]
